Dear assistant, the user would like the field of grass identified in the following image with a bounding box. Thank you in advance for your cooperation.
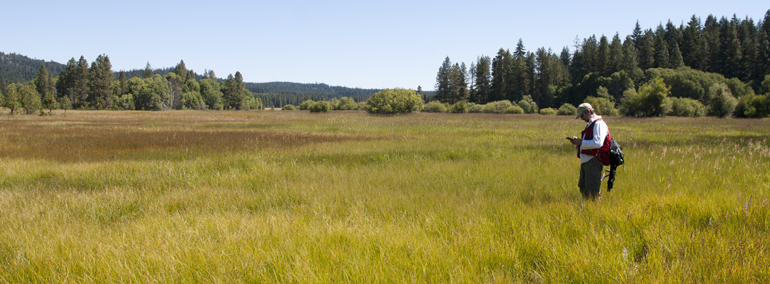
[0,110,768,283]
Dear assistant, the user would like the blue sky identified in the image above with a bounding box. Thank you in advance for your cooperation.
[2,0,767,89]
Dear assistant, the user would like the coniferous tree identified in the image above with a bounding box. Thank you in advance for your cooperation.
[559,47,571,67]
[87,54,113,109]
[703,15,721,73]
[74,56,89,108]
[737,17,758,81]
[449,62,468,103]
[473,55,491,103]
[143,62,153,78]
[119,71,127,96]
[682,15,705,70]
[434,57,452,103]
[637,30,656,70]
[468,61,476,100]
[670,42,685,68]
[598,35,610,73]
[35,64,50,98]
[632,21,643,46]
[608,34,624,73]
[664,20,683,49]
[489,49,510,102]
[718,17,742,78]
[654,25,671,68]
[622,35,641,81]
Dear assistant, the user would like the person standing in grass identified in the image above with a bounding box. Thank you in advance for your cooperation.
[569,103,610,200]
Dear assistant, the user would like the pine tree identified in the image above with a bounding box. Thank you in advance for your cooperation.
[434,57,452,103]
[632,21,643,46]
[598,35,610,73]
[608,34,624,73]
[514,39,526,58]
[622,36,641,78]
[87,54,113,109]
[144,62,153,78]
[559,47,571,67]
[703,15,721,73]
[35,64,50,98]
[737,16,758,81]
[682,15,704,70]
[654,25,670,68]
[74,56,89,108]
[637,29,656,69]
[670,42,684,68]
[473,55,491,103]
[119,71,127,96]
[489,49,509,102]
[718,17,742,78]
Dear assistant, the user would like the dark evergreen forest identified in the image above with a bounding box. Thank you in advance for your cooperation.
[433,11,770,114]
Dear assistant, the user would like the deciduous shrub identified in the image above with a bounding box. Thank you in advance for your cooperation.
[734,93,769,118]
[584,96,618,116]
[365,88,423,114]
[309,101,331,113]
[467,103,484,113]
[557,103,576,116]
[299,100,315,110]
[518,95,538,114]
[707,83,737,117]
[423,100,448,113]
[668,97,705,117]
[504,105,525,114]
[337,97,359,110]
[282,104,296,110]
[482,100,514,113]
[620,78,669,117]
[450,101,467,113]
[539,108,558,115]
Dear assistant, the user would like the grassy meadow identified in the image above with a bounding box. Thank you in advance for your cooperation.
[0,110,768,283]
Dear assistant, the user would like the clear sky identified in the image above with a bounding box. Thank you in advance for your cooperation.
[1,0,767,90]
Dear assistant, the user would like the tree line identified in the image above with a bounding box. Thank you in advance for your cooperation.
[1,55,262,114]
[433,11,770,117]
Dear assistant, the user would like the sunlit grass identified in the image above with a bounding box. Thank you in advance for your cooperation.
[1,110,768,282]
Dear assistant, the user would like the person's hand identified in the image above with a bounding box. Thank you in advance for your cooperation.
[569,137,581,145]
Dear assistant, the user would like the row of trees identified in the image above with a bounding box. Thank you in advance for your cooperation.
[434,11,770,117]
[0,55,263,114]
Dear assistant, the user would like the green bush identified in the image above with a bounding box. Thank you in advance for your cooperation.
[299,100,315,110]
[620,78,669,117]
[707,83,737,118]
[557,103,577,116]
[328,98,341,110]
[450,101,467,113]
[668,97,705,117]
[282,104,296,110]
[518,95,538,114]
[337,97,359,110]
[423,100,448,113]
[539,108,558,115]
[365,88,423,114]
[309,101,331,113]
[482,100,514,113]
[504,105,525,114]
[467,103,484,113]
[584,96,618,116]
[734,93,769,118]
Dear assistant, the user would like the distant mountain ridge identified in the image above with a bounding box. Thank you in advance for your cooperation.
[0,52,390,103]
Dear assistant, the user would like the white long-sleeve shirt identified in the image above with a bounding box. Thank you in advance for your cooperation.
[579,115,608,164]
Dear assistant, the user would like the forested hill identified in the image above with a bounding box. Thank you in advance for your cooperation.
[247,82,380,107]
[0,52,66,82]
[0,52,384,105]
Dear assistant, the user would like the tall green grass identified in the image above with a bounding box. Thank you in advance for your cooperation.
[0,110,768,282]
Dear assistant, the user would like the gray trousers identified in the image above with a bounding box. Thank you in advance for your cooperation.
[578,156,603,199]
